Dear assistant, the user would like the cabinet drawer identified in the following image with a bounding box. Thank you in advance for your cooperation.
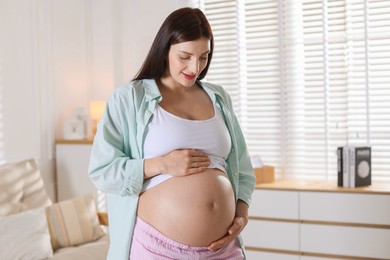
[242,219,299,251]
[301,224,390,259]
[301,257,345,260]
[245,250,299,260]
[250,190,299,219]
[300,192,390,225]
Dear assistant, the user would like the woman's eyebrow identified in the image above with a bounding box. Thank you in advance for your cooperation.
[179,50,210,55]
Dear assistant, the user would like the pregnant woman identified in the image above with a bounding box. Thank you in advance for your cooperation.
[88,7,256,260]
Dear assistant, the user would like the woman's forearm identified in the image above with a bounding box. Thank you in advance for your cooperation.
[235,199,249,222]
[144,157,166,179]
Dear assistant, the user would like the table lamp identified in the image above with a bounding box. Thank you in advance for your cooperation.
[89,100,106,136]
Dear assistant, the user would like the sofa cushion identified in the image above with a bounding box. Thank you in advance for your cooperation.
[46,193,105,250]
[0,207,53,260]
[0,159,52,216]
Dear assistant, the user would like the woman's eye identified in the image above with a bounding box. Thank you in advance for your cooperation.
[200,56,208,61]
[180,56,190,60]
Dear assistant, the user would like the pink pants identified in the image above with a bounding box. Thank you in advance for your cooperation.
[129,217,244,260]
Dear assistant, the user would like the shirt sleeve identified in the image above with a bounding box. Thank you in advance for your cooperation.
[233,115,256,206]
[88,88,144,196]
[223,88,256,206]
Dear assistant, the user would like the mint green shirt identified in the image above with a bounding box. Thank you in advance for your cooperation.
[88,79,255,260]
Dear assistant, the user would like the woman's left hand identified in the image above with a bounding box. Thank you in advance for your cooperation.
[208,200,249,252]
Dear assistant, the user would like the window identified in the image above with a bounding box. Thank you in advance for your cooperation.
[195,0,390,181]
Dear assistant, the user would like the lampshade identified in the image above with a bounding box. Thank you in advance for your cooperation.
[89,101,106,121]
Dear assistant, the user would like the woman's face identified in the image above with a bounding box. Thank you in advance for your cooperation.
[166,37,210,88]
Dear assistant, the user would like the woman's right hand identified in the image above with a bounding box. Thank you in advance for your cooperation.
[162,149,210,177]
[144,149,210,179]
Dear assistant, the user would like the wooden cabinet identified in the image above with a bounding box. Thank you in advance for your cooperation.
[242,181,390,260]
[243,190,300,254]
[300,223,390,259]
[245,250,299,260]
[300,192,390,225]
[55,140,106,210]
[249,190,299,219]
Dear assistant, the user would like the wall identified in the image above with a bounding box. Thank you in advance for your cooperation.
[0,0,193,201]
[0,0,40,166]
[52,0,185,140]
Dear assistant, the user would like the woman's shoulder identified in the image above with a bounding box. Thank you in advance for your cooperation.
[200,80,232,106]
[110,80,143,95]
[200,80,223,91]
[200,81,229,96]
[110,79,158,100]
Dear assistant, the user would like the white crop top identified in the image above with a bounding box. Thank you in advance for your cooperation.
[142,103,231,192]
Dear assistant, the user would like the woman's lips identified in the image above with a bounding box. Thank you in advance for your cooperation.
[183,73,196,80]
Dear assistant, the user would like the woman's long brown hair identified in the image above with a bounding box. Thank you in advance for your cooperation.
[133,7,214,81]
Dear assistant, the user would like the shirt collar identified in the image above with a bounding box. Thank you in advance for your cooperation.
[141,79,162,102]
[138,78,226,107]
[198,80,226,107]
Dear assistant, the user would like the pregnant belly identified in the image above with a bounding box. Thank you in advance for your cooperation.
[137,169,236,247]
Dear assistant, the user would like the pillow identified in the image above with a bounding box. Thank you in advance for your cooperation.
[0,207,53,260]
[0,159,52,216]
[45,193,104,250]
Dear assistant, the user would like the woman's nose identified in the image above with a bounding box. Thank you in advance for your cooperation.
[189,59,200,73]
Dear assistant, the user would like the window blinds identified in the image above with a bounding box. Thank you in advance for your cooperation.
[196,0,390,182]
